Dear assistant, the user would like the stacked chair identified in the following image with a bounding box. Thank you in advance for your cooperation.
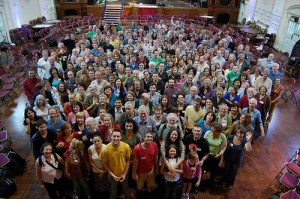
[270,149,300,198]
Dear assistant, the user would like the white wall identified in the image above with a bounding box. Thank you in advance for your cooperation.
[237,0,300,51]
[39,0,57,20]
[274,1,300,51]
[8,0,42,28]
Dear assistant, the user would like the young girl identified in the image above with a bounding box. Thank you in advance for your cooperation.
[182,151,202,199]
[160,144,183,199]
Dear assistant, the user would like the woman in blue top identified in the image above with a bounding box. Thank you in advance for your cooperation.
[196,111,216,137]
[241,98,265,139]
[222,126,251,188]
[224,85,240,107]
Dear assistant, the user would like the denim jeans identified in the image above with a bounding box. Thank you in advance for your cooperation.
[164,179,180,199]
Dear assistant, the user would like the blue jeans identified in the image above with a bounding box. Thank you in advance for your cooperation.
[164,179,180,199]
[108,174,131,199]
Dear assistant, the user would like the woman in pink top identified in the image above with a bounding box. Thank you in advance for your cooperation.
[67,101,89,124]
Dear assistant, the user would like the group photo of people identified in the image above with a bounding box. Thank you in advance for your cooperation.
[20,16,285,199]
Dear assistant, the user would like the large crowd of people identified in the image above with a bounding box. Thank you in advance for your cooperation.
[20,17,286,199]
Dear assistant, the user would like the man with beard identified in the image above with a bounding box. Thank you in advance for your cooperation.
[238,87,256,110]
[116,102,138,125]
[158,113,183,143]
[31,119,57,159]
[164,78,181,107]
[101,129,132,199]
[133,131,159,199]
[63,93,76,117]
[81,117,101,149]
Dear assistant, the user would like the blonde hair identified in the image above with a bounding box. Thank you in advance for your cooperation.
[71,138,85,154]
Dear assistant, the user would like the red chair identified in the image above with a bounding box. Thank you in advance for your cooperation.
[280,190,300,199]
[284,162,300,177]
[279,172,300,190]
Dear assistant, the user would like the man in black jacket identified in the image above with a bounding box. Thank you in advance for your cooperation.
[31,119,57,159]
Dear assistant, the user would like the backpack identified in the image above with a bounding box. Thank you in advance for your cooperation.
[0,178,17,198]
[6,150,26,177]
[38,153,63,171]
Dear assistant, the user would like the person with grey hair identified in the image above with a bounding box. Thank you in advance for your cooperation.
[134,93,155,115]
[157,112,184,143]
[261,53,274,70]
[241,98,265,139]
[268,62,283,83]
[254,69,272,95]
[184,85,201,106]
[133,105,157,138]
[215,103,232,136]
[82,117,101,148]
[116,101,138,125]
[33,94,51,120]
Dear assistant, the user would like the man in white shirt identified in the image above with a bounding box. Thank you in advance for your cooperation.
[90,71,110,95]
[37,54,63,80]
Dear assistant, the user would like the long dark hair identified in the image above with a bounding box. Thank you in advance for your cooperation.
[23,107,40,125]
[165,127,182,157]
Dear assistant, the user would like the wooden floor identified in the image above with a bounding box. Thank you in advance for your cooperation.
[1,88,299,199]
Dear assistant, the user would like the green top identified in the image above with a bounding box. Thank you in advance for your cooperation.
[149,57,163,69]
[204,131,227,156]
[116,25,122,32]
[226,71,240,89]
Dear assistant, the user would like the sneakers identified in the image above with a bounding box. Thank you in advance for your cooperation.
[182,193,190,199]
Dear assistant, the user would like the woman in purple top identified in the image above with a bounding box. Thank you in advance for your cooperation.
[198,78,215,106]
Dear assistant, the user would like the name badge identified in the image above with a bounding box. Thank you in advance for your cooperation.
[141,156,146,160]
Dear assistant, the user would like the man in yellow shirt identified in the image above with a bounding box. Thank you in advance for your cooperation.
[185,98,205,134]
[101,129,132,199]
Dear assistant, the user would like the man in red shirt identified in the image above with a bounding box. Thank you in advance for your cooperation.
[132,131,159,199]
[22,69,41,105]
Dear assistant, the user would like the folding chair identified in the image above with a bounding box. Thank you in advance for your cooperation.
[280,190,300,199]
[279,172,300,190]
[0,131,11,150]
[284,162,300,178]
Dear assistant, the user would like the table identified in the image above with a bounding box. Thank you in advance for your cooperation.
[232,24,250,29]
[32,24,53,29]
[241,27,262,34]
[42,20,60,24]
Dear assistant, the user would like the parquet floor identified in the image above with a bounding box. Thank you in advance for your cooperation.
[1,90,300,199]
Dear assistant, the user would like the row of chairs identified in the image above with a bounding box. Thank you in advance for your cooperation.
[0,64,25,107]
[270,150,300,198]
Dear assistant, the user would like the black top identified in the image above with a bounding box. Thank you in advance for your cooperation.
[31,130,57,159]
[184,134,210,160]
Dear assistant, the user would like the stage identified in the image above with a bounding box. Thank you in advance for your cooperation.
[87,1,209,19]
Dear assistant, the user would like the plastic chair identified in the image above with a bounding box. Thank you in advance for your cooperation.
[280,190,300,199]
[279,172,300,189]
[284,162,300,178]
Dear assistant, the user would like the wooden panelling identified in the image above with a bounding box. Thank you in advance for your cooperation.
[87,5,103,17]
